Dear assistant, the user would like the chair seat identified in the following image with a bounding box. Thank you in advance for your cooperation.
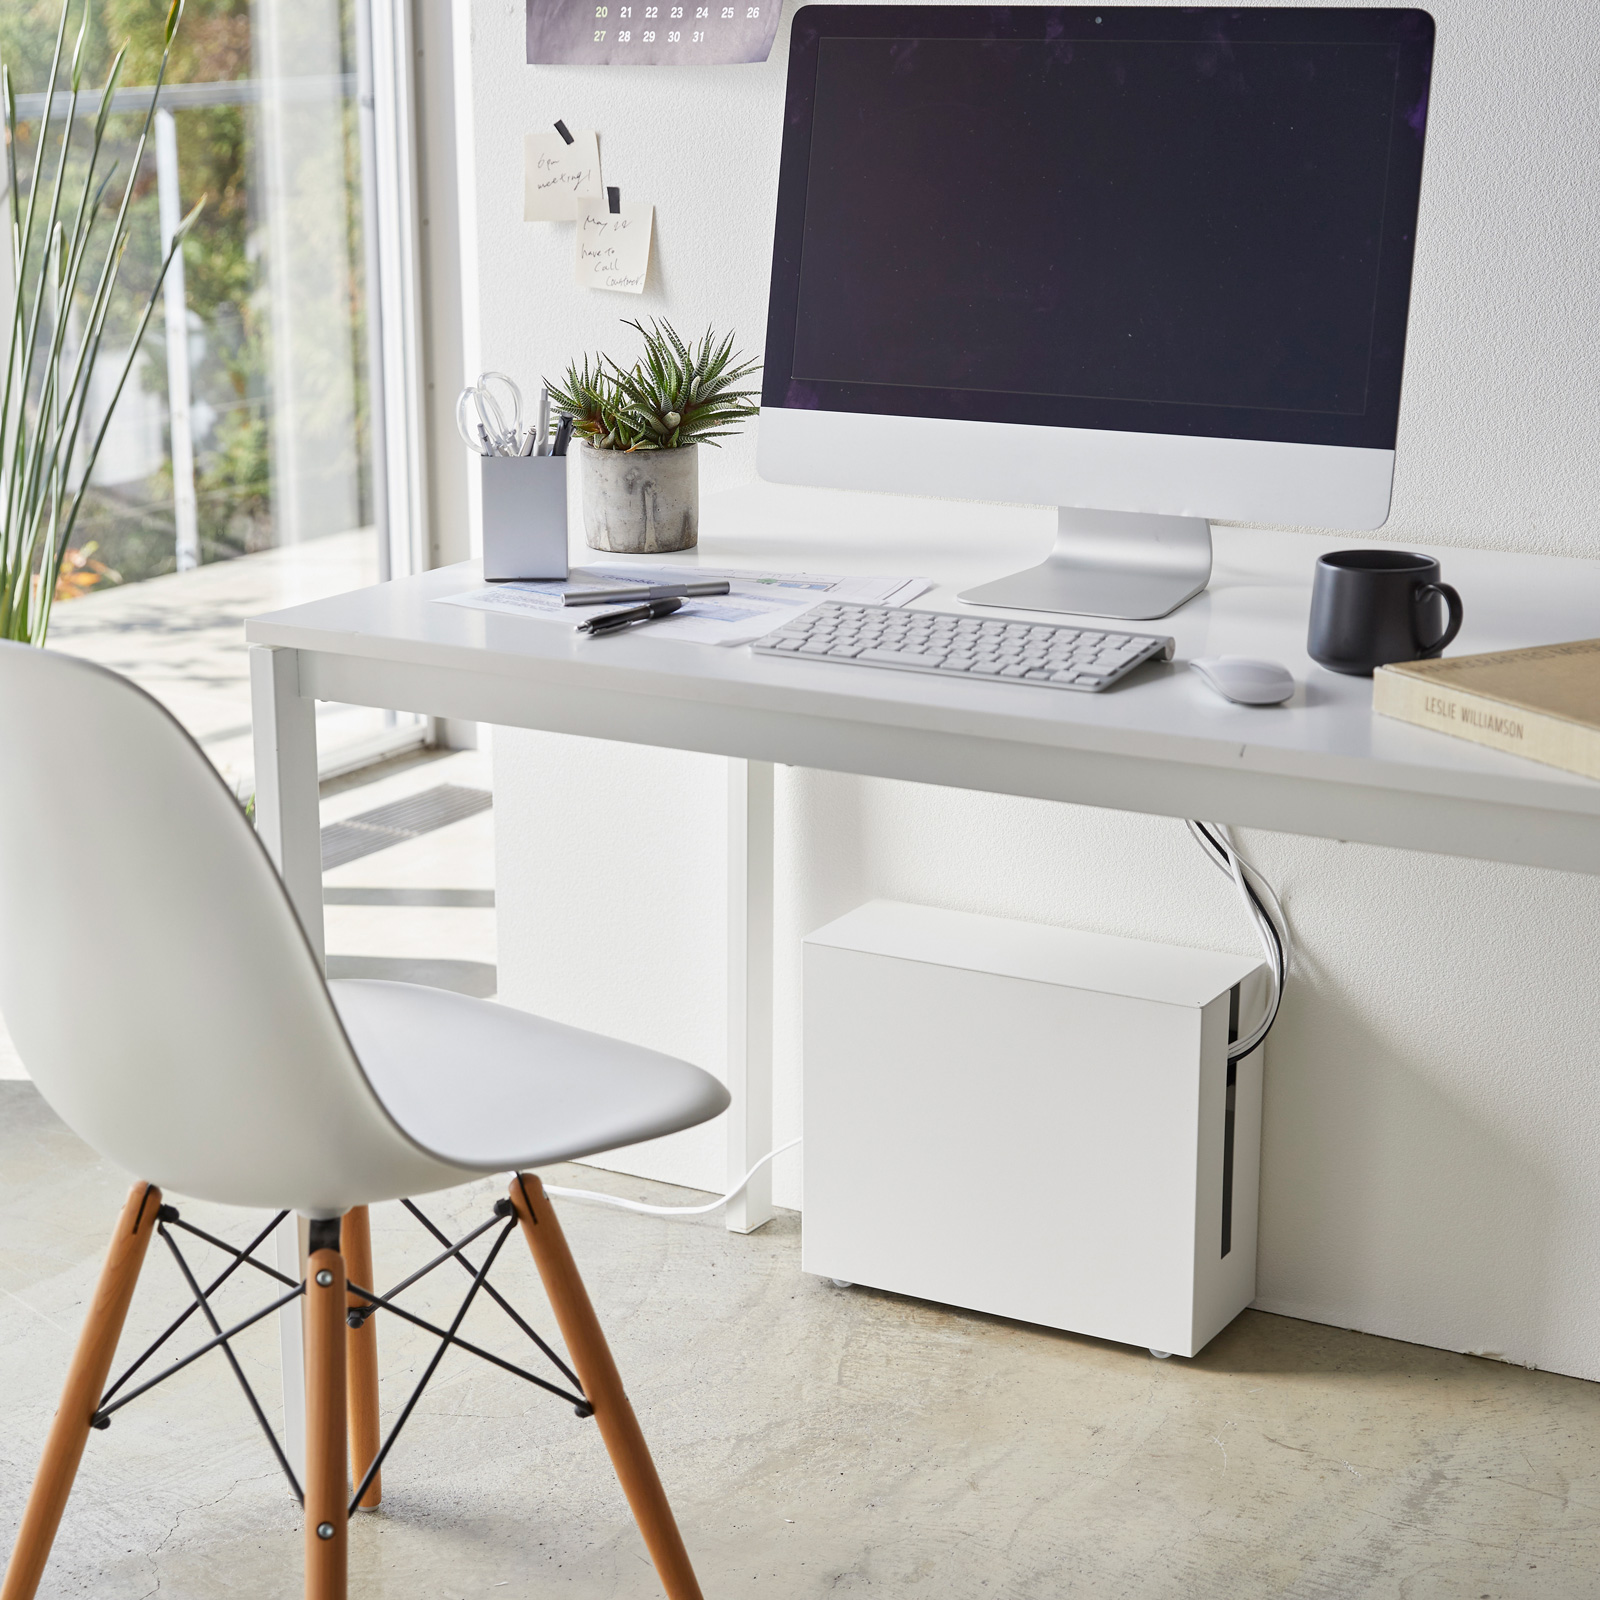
[329,980,730,1173]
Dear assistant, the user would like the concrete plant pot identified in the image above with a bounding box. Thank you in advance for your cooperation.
[579,441,699,554]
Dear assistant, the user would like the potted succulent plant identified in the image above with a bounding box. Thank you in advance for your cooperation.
[546,319,759,554]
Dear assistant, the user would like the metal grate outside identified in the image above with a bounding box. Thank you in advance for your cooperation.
[321,784,492,871]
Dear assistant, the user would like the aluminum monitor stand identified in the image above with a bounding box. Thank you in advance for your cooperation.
[959,507,1213,621]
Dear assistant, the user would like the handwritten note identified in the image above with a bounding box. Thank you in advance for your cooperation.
[523,129,602,221]
[574,202,654,294]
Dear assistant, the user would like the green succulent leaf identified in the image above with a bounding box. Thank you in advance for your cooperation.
[543,318,760,452]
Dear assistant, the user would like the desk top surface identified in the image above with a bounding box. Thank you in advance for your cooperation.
[247,480,1600,830]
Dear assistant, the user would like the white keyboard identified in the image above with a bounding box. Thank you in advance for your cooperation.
[751,603,1174,692]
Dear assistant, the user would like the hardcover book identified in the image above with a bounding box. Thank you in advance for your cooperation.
[1373,639,1600,780]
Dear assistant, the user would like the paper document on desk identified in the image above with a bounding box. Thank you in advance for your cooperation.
[438,565,931,645]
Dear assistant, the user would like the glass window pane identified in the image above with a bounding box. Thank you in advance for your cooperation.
[1,0,419,790]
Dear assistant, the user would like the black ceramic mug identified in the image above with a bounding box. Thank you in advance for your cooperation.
[1307,549,1463,677]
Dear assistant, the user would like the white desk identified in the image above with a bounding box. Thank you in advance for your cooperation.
[247,481,1600,1461]
[249,479,1600,1178]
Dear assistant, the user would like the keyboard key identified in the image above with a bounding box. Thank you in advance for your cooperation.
[859,646,946,667]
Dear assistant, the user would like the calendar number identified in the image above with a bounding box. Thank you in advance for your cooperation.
[528,0,779,64]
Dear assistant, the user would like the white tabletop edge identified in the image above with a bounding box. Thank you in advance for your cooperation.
[245,489,1600,826]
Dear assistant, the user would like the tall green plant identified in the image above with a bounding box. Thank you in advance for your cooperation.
[0,0,201,645]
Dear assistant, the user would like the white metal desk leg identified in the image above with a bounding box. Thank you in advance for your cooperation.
[250,645,320,1485]
[726,758,776,1233]
[249,644,324,963]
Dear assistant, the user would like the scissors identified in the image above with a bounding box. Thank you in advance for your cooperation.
[456,372,536,457]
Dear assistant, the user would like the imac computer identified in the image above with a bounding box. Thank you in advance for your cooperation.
[758,6,1435,619]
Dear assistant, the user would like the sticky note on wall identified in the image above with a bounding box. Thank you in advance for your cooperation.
[574,201,654,294]
[524,129,602,220]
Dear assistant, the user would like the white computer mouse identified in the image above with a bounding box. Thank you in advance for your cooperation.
[1190,657,1295,706]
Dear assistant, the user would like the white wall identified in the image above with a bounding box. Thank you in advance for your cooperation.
[472,1,1600,1378]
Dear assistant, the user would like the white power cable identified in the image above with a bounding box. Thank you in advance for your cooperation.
[1186,819,1290,1059]
[544,1136,802,1218]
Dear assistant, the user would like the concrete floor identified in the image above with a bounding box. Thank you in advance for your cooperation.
[4,1087,1600,1598]
[320,745,499,1000]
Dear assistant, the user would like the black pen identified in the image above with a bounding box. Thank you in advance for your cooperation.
[578,596,684,635]
[551,414,575,457]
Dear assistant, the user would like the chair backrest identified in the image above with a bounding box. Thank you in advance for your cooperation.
[0,641,448,1214]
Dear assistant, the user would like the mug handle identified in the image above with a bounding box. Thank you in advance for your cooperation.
[1413,581,1463,657]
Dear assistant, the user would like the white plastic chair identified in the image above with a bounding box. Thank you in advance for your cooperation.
[0,641,729,1600]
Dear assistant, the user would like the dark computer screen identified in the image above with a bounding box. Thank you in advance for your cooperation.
[764,8,1433,450]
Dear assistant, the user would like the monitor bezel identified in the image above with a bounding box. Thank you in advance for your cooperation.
[762,5,1435,454]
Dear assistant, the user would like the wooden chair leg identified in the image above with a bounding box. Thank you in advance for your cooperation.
[1,1181,162,1600]
[341,1205,381,1509]
[507,1174,704,1600]
[304,1230,348,1600]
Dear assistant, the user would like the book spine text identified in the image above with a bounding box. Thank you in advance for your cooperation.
[1373,671,1600,780]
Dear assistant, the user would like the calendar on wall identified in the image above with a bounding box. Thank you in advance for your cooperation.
[526,0,781,65]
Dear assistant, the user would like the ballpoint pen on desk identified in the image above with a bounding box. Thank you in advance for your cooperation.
[564,580,731,606]
[578,597,683,635]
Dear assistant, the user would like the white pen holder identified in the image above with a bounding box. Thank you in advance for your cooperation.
[480,454,569,582]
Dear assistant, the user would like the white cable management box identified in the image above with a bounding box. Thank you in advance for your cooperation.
[802,901,1268,1358]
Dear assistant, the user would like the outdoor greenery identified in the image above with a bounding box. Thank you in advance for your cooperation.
[98,0,277,577]
[0,0,373,600]
[0,0,198,642]
[546,320,761,453]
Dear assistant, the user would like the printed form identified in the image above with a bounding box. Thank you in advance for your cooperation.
[439,565,931,645]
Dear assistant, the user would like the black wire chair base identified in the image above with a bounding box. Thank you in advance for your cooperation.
[89,1196,589,1512]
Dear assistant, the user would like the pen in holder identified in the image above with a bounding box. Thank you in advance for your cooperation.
[480,454,569,581]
